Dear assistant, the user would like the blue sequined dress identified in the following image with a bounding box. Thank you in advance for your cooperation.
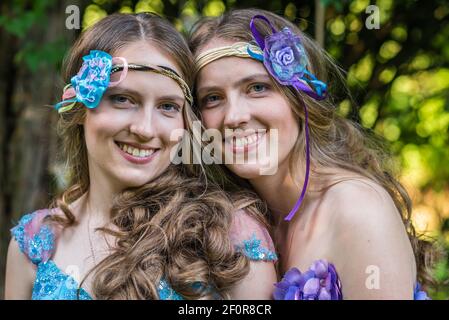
[11,209,277,300]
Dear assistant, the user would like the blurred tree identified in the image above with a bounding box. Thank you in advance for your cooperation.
[0,0,90,298]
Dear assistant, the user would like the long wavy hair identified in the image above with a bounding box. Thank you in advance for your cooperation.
[188,8,439,287]
[47,12,269,299]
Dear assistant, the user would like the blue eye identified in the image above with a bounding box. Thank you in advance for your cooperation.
[206,95,220,102]
[109,94,135,106]
[249,83,267,93]
[159,103,181,113]
[201,94,222,108]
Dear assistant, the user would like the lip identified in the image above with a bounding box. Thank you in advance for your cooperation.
[115,141,159,165]
[225,131,267,154]
[115,140,157,150]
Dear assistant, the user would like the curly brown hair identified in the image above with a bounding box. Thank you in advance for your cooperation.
[47,12,269,299]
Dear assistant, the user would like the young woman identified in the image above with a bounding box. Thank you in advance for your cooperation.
[189,8,434,299]
[5,12,277,300]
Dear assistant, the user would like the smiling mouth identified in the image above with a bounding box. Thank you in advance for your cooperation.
[225,131,266,152]
[115,141,158,158]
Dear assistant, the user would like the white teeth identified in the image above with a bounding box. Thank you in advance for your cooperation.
[118,143,155,158]
[233,134,260,148]
[236,138,243,147]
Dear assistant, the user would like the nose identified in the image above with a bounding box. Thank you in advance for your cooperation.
[223,95,251,129]
[129,106,156,140]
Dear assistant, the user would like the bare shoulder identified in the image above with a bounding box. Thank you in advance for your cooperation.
[313,174,417,298]
[228,209,277,299]
[5,238,35,299]
[319,175,404,230]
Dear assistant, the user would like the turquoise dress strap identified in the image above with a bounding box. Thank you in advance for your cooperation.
[230,210,278,262]
[11,209,55,265]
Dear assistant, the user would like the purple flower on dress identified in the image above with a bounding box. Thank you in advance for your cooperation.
[263,27,308,86]
[70,50,113,109]
[273,259,343,300]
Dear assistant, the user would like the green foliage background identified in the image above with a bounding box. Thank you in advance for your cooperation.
[1,0,448,299]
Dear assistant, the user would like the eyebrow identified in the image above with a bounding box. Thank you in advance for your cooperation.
[197,73,272,95]
[106,87,184,104]
[106,87,143,98]
[157,94,185,104]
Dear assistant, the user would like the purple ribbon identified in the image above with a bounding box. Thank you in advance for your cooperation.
[249,15,317,221]
[284,79,311,221]
[249,15,276,50]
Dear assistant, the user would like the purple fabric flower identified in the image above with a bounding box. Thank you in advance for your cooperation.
[263,27,308,86]
[70,50,113,109]
[273,259,343,300]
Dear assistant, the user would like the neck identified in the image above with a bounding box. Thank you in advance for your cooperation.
[249,159,308,227]
[84,167,122,224]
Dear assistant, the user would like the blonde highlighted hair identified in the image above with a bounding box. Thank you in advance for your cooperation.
[188,8,439,288]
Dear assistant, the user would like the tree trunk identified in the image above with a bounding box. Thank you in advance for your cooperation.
[314,0,326,48]
[0,0,87,299]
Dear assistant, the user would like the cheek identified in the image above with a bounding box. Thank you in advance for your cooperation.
[262,99,299,151]
[158,115,185,147]
[201,109,223,129]
[271,97,297,128]
[84,108,128,145]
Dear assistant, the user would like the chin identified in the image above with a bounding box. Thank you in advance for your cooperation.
[116,173,158,189]
[227,163,266,180]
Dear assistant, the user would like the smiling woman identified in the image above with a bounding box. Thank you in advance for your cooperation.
[189,8,437,299]
[4,12,278,300]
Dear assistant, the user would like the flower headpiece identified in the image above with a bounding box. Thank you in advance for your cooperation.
[248,15,327,100]
[55,50,193,113]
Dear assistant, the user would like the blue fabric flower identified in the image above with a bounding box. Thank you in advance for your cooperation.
[263,27,308,86]
[70,50,113,109]
[273,260,343,300]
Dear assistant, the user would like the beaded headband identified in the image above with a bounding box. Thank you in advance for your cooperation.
[195,42,264,71]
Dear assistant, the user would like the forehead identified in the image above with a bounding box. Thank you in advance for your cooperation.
[114,40,182,75]
[198,37,235,54]
[196,38,269,87]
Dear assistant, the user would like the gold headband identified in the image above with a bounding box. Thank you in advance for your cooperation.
[195,42,263,71]
[111,63,193,106]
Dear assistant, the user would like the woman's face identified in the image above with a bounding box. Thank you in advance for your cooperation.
[83,41,185,190]
[196,38,300,179]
